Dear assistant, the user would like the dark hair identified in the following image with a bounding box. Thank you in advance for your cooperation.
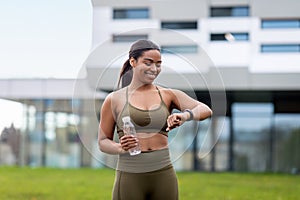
[118,40,160,88]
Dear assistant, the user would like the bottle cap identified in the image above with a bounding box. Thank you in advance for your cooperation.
[122,116,131,123]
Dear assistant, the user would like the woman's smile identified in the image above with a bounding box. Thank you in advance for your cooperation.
[145,71,157,79]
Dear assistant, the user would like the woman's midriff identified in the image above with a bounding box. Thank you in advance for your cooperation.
[136,132,168,152]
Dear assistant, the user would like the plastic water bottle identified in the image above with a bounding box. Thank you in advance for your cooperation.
[122,116,141,156]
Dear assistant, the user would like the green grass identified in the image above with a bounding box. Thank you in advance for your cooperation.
[0,167,299,200]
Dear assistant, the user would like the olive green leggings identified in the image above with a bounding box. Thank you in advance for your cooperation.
[112,165,178,200]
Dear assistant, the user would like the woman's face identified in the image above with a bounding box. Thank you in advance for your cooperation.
[130,49,162,84]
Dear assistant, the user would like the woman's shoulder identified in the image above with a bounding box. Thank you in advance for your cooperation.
[156,85,181,96]
[108,87,126,96]
[102,88,127,112]
[103,88,126,103]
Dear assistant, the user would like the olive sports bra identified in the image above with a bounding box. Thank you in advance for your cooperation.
[116,86,170,139]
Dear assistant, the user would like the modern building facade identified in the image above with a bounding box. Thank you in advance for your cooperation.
[0,0,299,172]
[86,0,300,173]
[0,79,106,168]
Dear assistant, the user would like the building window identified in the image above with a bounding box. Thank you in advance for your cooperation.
[161,21,198,30]
[211,6,249,17]
[232,103,273,172]
[113,8,149,19]
[211,33,249,41]
[261,19,300,29]
[112,35,148,43]
[161,45,198,54]
[261,44,300,53]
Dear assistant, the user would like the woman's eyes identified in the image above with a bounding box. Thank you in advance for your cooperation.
[145,62,161,67]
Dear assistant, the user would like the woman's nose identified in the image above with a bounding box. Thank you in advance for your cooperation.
[149,63,158,71]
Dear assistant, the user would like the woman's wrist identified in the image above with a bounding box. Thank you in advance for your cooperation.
[183,109,194,121]
[117,143,126,154]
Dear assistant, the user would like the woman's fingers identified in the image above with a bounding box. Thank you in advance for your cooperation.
[120,135,138,151]
[166,113,183,131]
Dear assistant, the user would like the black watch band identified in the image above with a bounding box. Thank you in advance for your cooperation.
[184,109,194,121]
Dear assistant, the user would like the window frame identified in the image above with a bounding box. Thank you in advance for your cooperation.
[261,44,300,53]
[210,32,249,41]
[113,8,150,19]
[161,21,198,30]
[161,45,198,54]
[112,34,148,43]
[261,19,300,29]
[210,6,249,17]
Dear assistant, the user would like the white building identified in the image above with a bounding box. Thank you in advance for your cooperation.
[86,0,300,172]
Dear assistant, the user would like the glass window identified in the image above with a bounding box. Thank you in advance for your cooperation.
[232,103,273,172]
[196,119,212,171]
[211,6,249,17]
[261,44,300,53]
[262,19,300,29]
[194,116,229,172]
[45,108,81,168]
[233,103,273,115]
[233,33,249,41]
[0,99,24,166]
[274,114,300,173]
[232,7,249,17]
[210,33,249,41]
[112,34,148,43]
[161,21,198,29]
[161,45,198,54]
[113,8,149,19]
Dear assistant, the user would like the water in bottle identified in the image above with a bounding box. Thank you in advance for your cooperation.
[122,116,141,156]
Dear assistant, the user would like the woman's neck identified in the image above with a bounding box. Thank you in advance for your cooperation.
[128,83,154,92]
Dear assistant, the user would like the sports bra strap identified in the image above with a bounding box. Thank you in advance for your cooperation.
[126,87,129,103]
[155,86,163,101]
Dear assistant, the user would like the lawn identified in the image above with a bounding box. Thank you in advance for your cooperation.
[0,167,299,200]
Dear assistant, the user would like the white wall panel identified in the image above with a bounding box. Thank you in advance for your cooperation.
[250,54,300,73]
[207,18,252,32]
[257,30,300,43]
[208,43,250,67]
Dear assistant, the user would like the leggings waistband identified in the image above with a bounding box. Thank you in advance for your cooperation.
[117,148,172,173]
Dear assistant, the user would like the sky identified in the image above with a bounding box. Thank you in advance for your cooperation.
[0,0,92,132]
[0,0,93,79]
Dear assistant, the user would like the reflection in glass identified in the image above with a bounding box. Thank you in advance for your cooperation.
[261,44,300,53]
[274,114,300,173]
[113,35,148,43]
[211,33,249,41]
[232,103,273,172]
[262,19,300,29]
[161,45,198,54]
[113,8,149,19]
[161,21,198,29]
[211,7,249,17]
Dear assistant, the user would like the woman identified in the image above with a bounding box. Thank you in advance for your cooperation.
[98,39,212,200]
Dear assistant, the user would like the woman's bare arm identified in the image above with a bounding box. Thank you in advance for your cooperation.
[98,93,124,154]
[166,89,213,131]
[98,93,139,154]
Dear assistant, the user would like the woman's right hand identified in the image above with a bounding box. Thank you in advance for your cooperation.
[120,135,139,152]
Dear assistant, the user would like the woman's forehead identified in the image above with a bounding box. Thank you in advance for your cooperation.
[141,50,161,60]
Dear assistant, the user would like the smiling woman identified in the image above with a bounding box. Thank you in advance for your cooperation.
[98,39,212,200]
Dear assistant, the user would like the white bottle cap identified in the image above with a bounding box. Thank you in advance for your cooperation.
[122,116,131,123]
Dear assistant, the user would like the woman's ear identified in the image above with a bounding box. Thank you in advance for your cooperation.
[129,57,136,67]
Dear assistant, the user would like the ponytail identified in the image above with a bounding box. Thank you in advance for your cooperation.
[117,59,133,88]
